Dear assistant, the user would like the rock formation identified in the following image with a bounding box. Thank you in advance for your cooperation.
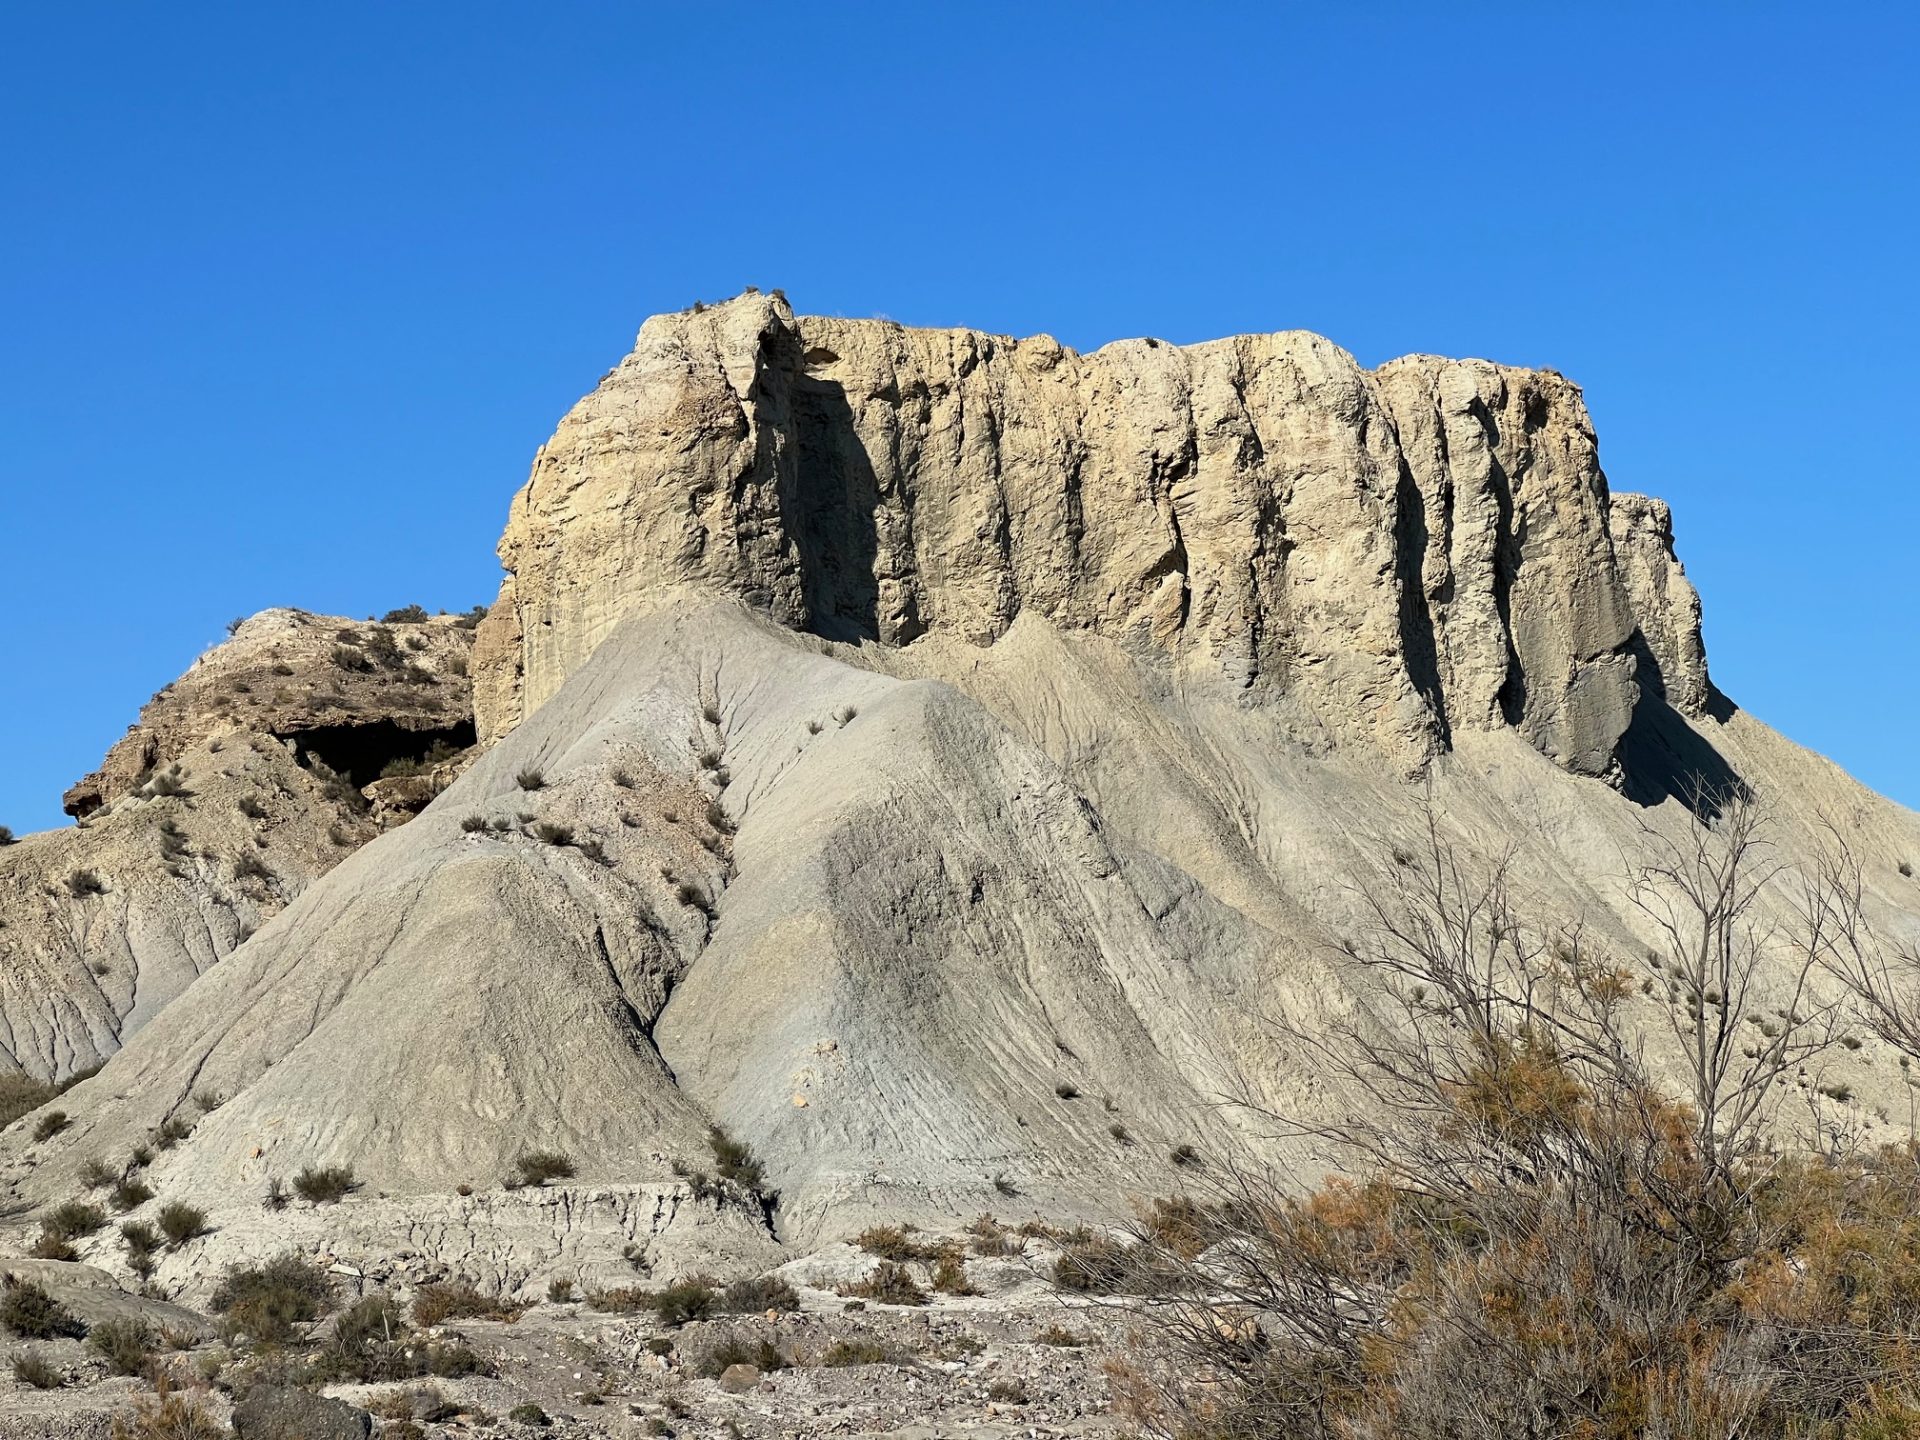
[2,294,1917,1301]
[474,294,1691,784]
[0,610,477,1079]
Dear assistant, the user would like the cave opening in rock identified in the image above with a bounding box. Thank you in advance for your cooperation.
[276,719,476,790]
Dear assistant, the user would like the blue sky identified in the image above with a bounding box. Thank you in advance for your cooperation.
[2,4,1915,833]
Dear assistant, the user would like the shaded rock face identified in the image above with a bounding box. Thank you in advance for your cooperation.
[475,294,1702,780]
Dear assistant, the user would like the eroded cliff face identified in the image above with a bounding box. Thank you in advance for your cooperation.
[473,292,1707,780]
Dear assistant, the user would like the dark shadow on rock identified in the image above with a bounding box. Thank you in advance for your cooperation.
[1393,459,1451,747]
[1617,631,1748,818]
[784,370,890,644]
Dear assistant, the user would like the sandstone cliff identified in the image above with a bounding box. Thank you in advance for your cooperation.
[475,293,1707,782]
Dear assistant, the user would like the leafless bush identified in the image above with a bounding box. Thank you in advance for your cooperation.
[1115,790,1920,1440]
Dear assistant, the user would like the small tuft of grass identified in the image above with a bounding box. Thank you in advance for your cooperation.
[1054,1081,1080,1100]
[89,1317,155,1376]
[413,1282,522,1328]
[11,1349,60,1388]
[32,1110,70,1142]
[43,1200,106,1241]
[152,1115,193,1150]
[460,813,489,832]
[515,768,546,791]
[840,1261,928,1307]
[531,821,574,846]
[1034,1324,1085,1346]
[819,1337,894,1367]
[854,1225,938,1262]
[157,1202,209,1249]
[513,1151,576,1187]
[110,1178,155,1213]
[1170,1143,1201,1168]
[293,1164,358,1204]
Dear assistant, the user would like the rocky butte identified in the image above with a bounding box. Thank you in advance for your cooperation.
[0,292,1915,1433]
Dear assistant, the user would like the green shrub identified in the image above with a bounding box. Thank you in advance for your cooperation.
[0,825,14,846]
[293,1164,357,1203]
[507,1404,550,1426]
[88,1317,155,1376]
[0,1278,85,1339]
[76,1156,114,1190]
[331,645,373,673]
[157,1202,208,1248]
[382,605,429,624]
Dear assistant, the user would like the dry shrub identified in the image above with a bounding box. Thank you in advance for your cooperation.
[110,1380,225,1440]
[413,1282,521,1327]
[1115,795,1920,1440]
[840,1261,927,1307]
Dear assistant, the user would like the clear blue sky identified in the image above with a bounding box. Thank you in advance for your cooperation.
[3,4,1915,834]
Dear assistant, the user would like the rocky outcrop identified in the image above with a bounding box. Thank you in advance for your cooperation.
[1608,491,1711,715]
[475,293,1698,781]
[0,610,480,1080]
[65,608,476,818]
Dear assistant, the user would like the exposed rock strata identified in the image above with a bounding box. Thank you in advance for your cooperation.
[475,294,1700,783]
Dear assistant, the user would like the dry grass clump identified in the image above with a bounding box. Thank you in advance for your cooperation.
[839,1261,928,1307]
[0,1277,86,1339]
[412,1282,522,1327]
[89,1317,155,1376]
[819,1336,897,1367]
[853,1224,940,1262]
[291,1164,357,1203]
[512,1150,575,1186]
[208,1253,334,1346]
[109,1380,226,1440]
[11,1349,61,1388]
[967,1214,1025,1257]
